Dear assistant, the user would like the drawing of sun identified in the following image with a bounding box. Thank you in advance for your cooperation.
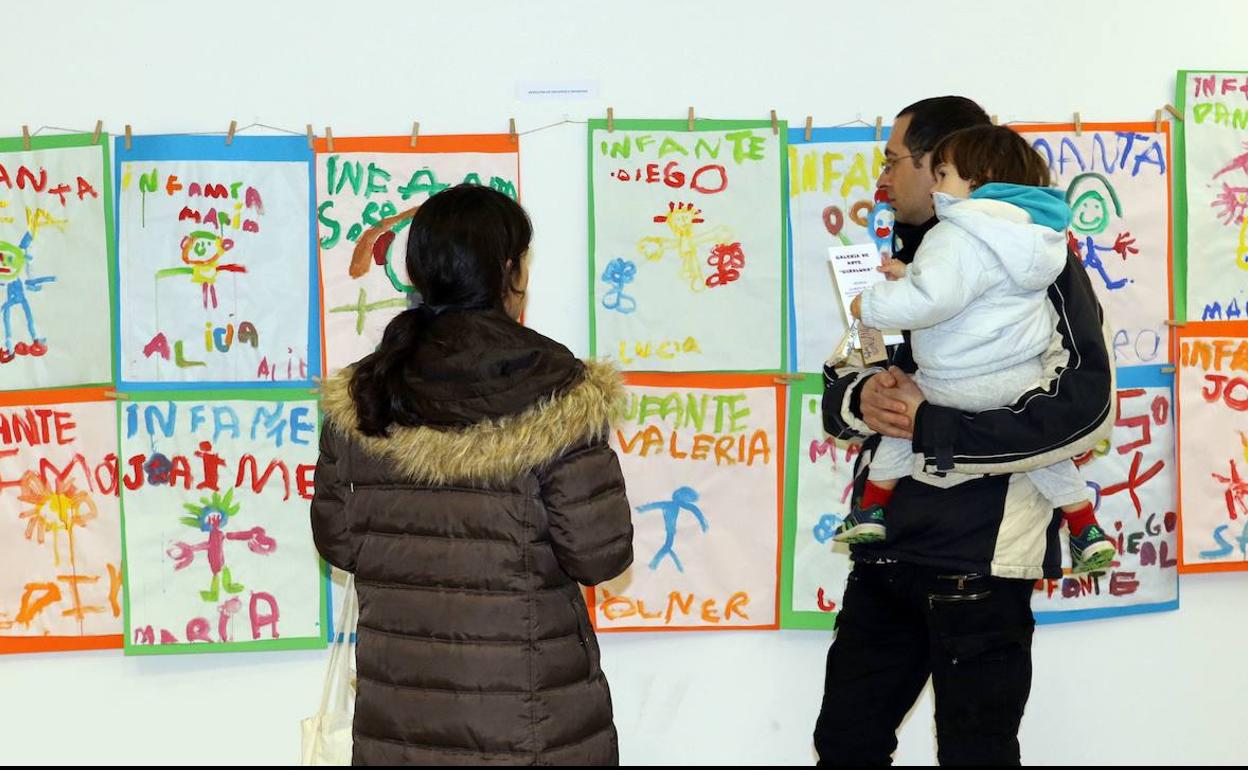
[17,471,98,567]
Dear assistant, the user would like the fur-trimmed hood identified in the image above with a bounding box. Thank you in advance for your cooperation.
[322,356,623,487]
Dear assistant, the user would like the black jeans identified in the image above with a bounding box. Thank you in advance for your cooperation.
[813,560,1035,766]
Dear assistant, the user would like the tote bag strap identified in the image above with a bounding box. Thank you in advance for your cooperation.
[317,574,359,716]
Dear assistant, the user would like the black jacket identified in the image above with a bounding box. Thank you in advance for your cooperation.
[822,218,1115,579]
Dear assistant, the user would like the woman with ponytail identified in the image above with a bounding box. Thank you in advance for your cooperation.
[311,184,633,765]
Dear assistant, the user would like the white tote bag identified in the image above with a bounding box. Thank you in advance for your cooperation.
[301,575,358,765]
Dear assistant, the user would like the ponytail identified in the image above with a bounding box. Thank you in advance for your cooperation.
[349,306,434,437]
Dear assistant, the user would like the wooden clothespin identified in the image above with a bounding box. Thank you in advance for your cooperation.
[991,114,1000,126]
[21,125,30,151]
[306,124,315,151]
[607,108,615,133]
[773,373,803,385]
[687,107,695,132]
[1155,109,1164,133]
[410,121,420,148]
[226,119,237,146]
[770,110,779,136]
[1160,365,1177,374]
[124,124,133,151]
[104,390,131,401]
[874,116,883,141]
[1164,103,1184,122]
[1164,319,1187,327]
[804,116,813,142]
[325,126,334,153]
[1074,112,1083,136]
[509,118,517,143]
[92,120,103,145]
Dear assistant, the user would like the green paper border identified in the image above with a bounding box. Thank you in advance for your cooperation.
[0,133,118,394]
[586,119,789,372]
[1175,70,1191,322]
[779,373,838,631]
[118,388,328,655]
[1173,68,1248,323]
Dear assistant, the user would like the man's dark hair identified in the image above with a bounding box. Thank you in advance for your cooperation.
[895,96,992,165]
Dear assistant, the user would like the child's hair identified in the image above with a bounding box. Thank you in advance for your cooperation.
[931,125,1052,189]
[350,184,532,437]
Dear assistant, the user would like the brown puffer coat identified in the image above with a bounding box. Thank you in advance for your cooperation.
[311,309,633,766]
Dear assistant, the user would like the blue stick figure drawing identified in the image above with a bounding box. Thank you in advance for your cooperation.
[600,257,637,314]
[1,232,56,352]
[636,486,707,573]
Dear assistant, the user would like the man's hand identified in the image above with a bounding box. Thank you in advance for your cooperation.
[860,368,912,438]
[887,367,926,426]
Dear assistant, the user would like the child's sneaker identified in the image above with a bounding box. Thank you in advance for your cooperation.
[1070,523,1116,573]
[832,502,886,544]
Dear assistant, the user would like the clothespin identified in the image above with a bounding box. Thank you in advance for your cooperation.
[92,120,103,145]
[770,110,779,136]
[607,108,615,133]
[226,119,237,146]
[874,116,883,141]
[124,124,133,151]
[410,121,420,148]
[687,107,695,131]
[1164,319,1186,327]
[804,116,813,142]
[1074,112,1083,136]
[325,126,334,153]
[991,114,1000,126]
[773,373,803,385]
[509,118,517,143]
[104,390,131,401]
[1161,366,1177,374]
[1155,109,1164,133]
[1164,104,1183,122]
[306,124,315,151]
[21,125,30,151]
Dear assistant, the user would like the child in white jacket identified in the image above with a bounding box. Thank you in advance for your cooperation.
[837,125,1115,574]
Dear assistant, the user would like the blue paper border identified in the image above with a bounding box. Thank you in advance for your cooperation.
[112,135,320,392]
[786,126,891,372]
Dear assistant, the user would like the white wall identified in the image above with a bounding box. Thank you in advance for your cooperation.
[4,0,1246,764]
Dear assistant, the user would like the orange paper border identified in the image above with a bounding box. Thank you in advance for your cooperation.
[1012,122,1175,363]
[0,634,123,655]
[1174,321,1248,573]
[314,134,518,155]
[313,134,521,377]
[588,373,786,632]
[0,387,123,652]
[0,387,114,408]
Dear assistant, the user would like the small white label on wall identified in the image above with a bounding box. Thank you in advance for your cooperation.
[514,80,600,101]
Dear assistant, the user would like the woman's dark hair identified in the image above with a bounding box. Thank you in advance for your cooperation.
[931,125,1052,189]
[350,184,531,436]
